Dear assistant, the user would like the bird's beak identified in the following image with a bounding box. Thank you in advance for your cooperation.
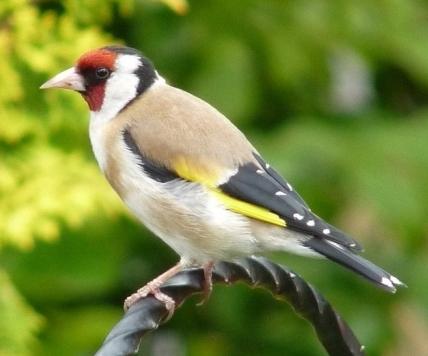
[40,67,85,91]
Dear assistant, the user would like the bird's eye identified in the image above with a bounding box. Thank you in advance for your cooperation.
[95,67,110,80]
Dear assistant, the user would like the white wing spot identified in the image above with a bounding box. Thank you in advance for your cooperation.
[306,220,315,227]
[266,163,270,169]
[322,228,331,235]
[256,169,264,174]
[293,213,304,220]
[286,183,293,191]
[275,191,286,196]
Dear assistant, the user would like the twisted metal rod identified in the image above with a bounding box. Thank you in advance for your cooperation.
[95,256,365,356]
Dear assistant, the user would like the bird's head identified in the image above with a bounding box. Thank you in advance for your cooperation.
[40,46,158,116]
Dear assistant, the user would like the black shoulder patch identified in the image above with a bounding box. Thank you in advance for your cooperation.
[122,129,178,183]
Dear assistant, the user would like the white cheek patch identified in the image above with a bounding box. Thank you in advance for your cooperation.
[91,54,141,122]
[115,54,142,73]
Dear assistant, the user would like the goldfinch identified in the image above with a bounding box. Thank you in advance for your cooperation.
[41,46,404,310]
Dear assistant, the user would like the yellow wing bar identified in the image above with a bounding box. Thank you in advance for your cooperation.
[211,190,286,227]
[172,157,286,227]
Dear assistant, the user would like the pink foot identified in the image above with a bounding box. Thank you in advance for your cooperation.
[124,263,183,319]
[124,281,175,313]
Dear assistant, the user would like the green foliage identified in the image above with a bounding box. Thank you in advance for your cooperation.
[1,0,428,355]
[0,269,43,356]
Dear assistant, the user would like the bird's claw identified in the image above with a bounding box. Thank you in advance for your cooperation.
[197,261,214,306]
[124,281,176,320]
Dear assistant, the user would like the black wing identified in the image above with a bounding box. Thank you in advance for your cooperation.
[219,153,362,251]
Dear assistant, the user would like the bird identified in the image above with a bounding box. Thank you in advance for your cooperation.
[40,45,404,311]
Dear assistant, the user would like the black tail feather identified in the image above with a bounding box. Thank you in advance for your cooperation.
[304,238,404,292]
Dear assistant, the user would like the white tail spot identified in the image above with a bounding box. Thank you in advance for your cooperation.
[293,213,304,220]
[390,275,403,285]
[275,191,286,196]
[322,228,330,235]
[306,220,315,227]
[381,277,394,288]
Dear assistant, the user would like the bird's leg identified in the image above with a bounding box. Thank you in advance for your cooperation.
[124,263,182,314]
[197,261,215,306]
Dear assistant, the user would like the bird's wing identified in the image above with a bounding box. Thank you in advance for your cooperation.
[212,155,403,291]
[123,129,286,227]
[216,153,362,251]
[123,128,360,251]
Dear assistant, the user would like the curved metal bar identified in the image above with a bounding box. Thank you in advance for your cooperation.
[95,257,364,356]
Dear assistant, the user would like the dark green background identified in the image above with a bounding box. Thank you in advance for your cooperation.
[0,1,427,355]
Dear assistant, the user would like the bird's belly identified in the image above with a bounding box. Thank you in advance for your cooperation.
[121,174,260,264]
[100,136,259,264]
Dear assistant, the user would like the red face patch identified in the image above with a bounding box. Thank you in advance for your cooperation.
[76,49,117,72]
[75,49,117,111]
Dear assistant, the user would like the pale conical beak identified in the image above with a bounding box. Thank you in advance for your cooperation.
[40,67,85,91]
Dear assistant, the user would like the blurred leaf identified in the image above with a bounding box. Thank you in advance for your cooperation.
[160,0,188,15]
[0,270,43,356]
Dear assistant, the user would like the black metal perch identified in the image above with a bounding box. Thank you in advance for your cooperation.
[95,256,365,356]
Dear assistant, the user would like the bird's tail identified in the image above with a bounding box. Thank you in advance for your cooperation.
[304,237,405,292]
